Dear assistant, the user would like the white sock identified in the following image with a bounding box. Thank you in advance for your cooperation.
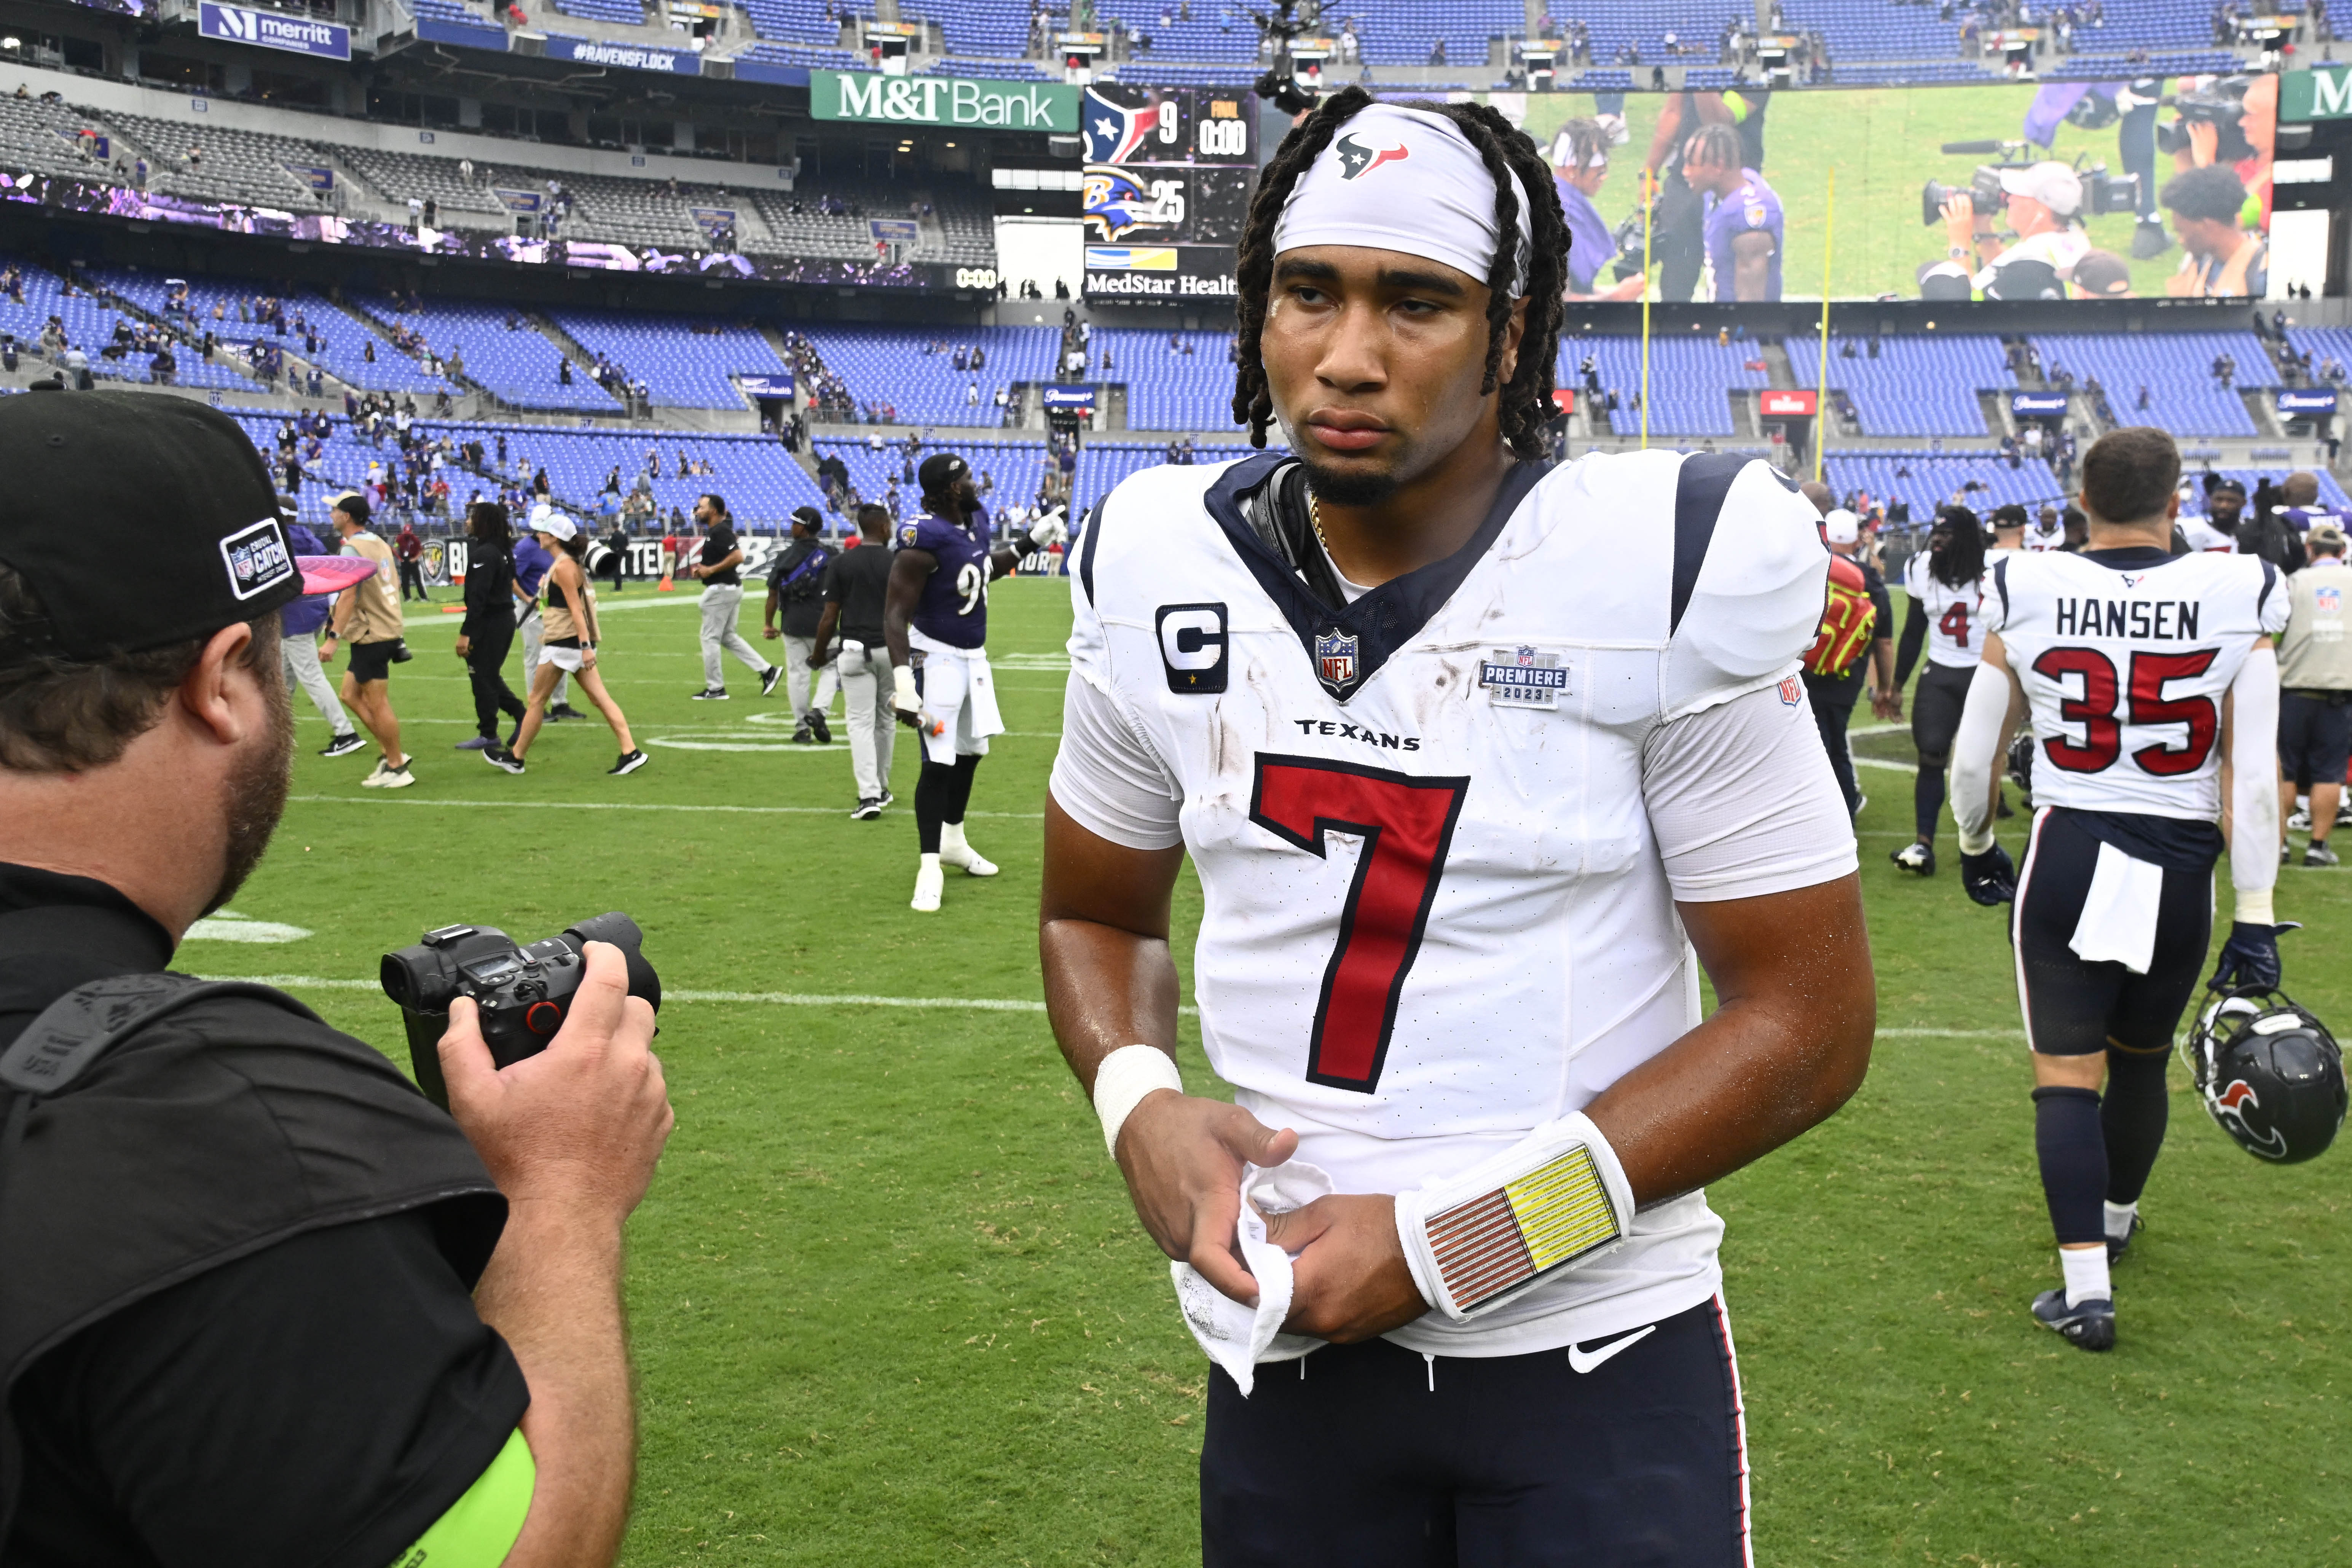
[2103,1200,2138,1241]
[941,822,966,855]
[919,852,941,874]
[2061,1245,2111,1308]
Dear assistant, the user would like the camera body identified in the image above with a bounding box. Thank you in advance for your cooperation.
[2157,78,2255,161]
[381,912,660,1109]
[1921,165,2009,227]
[1609,211,1650,281]
[2083,166,2141,216]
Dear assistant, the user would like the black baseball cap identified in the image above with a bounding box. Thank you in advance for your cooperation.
[0,387,304,657]
[918,453,970,494]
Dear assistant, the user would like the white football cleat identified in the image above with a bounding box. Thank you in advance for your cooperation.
[938,823,999,876]
[939,842,998,877]
[911,860,944,913]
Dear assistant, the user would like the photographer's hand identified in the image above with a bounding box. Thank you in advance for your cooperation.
[440,943,671,1568]
[2188,118,2219,168]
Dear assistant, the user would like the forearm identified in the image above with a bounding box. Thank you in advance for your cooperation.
[2229,643,2282,919]
[472,1201,636,1568]
[1894,607,1926,688]
[1951,659,2014,852]
[1870,637,1895,694]
[1580,876,1874,1207]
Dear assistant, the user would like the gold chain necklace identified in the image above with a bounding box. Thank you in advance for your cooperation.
[1309,489,1332,557]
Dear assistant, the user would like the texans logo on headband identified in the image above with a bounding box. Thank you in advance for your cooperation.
[1335,134,1410,181]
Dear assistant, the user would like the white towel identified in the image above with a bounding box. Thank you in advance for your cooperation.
[1171,1161,1331,1396]
[2070,840,2165,974]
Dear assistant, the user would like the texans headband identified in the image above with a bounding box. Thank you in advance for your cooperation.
[1272,103,1531,296]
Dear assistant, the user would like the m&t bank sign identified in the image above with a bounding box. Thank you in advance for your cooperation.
[810,71,1077,132]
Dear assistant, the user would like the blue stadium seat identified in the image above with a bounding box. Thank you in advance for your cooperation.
[1786,333,2011,437]
[1826,449,2067,521]
[355,295,622,413]
[2028,330,2271,437]
[548,308,798,410]
[800,325,1060,426]
[1556,332,1772,437]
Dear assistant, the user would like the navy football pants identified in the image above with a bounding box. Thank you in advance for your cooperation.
[1201,1297,1749,1568]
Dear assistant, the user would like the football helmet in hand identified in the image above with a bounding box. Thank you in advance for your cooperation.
[2182,988,2347,1163]
[1960,843,2017,906]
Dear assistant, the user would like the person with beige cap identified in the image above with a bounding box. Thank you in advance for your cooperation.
[2278,518,2352,866]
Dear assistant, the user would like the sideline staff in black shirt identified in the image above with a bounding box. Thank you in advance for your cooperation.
[0,389,674,1568]
[811,503,899,818]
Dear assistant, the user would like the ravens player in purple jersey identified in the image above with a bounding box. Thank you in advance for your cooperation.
[884,453,1067,912]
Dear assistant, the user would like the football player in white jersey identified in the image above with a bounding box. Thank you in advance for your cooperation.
[1039,88,1875,1565]
[2023,503,2065,552]
[1890,505,1987,875]
[1988,502,2028,559]
[2178,474,2246,554]
[1949,426,2291,1353]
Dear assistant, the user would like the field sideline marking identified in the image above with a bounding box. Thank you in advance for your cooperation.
[285,793,1044,818]
[210,972,2020,1036]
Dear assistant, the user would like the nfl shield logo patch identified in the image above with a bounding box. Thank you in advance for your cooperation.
[2320,585,2342,615]
[1315,628,1359,695]
[1778,675,1802,706]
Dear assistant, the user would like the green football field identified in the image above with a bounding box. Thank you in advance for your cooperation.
[1518,83,2199,301]
[190,575,2352,1565]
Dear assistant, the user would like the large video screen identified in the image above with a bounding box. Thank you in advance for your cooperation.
[1082,83,1249,298]
[1514,74,2279,303]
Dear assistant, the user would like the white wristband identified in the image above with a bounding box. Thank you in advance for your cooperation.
[1092,1044,1184,1157]
[2235,888,2275,927]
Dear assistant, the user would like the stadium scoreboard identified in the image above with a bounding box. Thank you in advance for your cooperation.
[1081,83,1251,300]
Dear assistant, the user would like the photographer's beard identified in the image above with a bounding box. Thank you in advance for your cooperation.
[203,644,295,918]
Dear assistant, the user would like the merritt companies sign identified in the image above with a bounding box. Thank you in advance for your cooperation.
[810,71,1078,132]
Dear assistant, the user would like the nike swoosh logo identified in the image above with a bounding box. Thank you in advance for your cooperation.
[1567,1324,1656,1374]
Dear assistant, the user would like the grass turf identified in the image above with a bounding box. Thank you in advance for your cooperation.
[189,575,2352,1565]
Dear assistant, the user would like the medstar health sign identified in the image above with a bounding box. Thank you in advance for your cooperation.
[810,71,1077,133]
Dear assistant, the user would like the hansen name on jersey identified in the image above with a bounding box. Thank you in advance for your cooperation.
[1988,547,2289,821]
[1055,450,1856,1356]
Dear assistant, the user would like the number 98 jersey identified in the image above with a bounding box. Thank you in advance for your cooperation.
[1988,547,2288,821]
[897,511,992,649]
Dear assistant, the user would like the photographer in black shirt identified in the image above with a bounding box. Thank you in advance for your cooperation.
[0,390,673,1568]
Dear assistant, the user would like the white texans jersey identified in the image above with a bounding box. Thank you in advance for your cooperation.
[1063,449,1840,1356]
[2178,517,2240,554]
[1904,553,1986,668]
[2023,522,2065,552]
[1987,546,2288,821]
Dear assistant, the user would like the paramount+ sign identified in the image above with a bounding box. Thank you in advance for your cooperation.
[812,71,1078,133]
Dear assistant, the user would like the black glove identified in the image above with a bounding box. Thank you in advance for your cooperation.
[2208,920,2301,993]
[1959,843,2017,907]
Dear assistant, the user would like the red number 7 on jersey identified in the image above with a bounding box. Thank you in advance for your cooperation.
[1249,755,1471,1094]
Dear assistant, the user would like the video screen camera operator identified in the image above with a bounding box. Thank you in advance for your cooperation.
[0,389,673,1568]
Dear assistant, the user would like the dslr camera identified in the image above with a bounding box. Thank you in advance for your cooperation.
[381,913,661,1110]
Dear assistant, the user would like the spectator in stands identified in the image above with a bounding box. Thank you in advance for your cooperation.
[2161,164,2267,298]
[1944,161,2086,299]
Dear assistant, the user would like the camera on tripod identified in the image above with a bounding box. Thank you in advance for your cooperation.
[381,913,661,1110]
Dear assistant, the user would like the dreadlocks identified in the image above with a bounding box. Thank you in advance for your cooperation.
[1228,88,1569,460]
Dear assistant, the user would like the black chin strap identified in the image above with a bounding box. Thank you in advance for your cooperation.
[1244,461,1349,613]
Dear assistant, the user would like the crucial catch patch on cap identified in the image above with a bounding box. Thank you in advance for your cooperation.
[218,518,296,601]
[1426,1145,1621,1312]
